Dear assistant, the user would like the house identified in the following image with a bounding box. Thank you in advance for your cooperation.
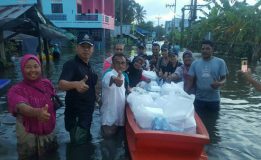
[0,3,73,63]
[112,25,153,46]
[0,0,115,50]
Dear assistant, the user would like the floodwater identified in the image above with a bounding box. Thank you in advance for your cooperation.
[0,48,261,160]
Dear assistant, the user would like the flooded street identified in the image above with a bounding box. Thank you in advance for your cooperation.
[0,49,261,160]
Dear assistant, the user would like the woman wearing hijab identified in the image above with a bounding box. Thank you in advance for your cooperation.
[7,54,57,160]
[169,50,195,94]
[126,56,150,88]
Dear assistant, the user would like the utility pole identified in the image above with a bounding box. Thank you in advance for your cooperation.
[192,0,198,21]
[166,0,177,31]
[180,4,209,48]
[155,16,161,27]
[155,16,161,39]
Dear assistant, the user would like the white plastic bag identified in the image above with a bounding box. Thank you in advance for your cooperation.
[142,70,157,80]
[133,105,164,129]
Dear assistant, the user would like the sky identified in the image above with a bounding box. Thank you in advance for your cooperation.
[134,0,258,26]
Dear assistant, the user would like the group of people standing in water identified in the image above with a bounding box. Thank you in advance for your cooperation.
[6,34,260,159]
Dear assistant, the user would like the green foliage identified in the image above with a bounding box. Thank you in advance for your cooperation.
[115,0,136,24]
[134,4,146,24]
[183,0,261,60]
[167,29,181,44]
[115,0,147,25]
[155,25,165,40]
[136,21,154,32]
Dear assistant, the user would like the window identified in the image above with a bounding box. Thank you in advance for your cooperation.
[77,4,82,13]
[51,3,63,13]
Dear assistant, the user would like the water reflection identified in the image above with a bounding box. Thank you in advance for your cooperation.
[100,128,127,160]
[196,107,220,144]
[66,142,95,160]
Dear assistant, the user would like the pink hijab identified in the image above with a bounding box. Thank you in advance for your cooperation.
[7,54,56,135]
[20,54,42,83]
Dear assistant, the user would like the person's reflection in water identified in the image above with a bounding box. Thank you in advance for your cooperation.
[195,103,221,144]
[66,142,95,160]
[101,127,129,160]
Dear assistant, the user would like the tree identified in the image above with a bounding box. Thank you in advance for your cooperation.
[183,0,260,61]
[134,4,146,24]
[115,0,136,25]
[137,21,154,32]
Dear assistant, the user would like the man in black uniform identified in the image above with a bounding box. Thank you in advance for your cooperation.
[58,34,98,144]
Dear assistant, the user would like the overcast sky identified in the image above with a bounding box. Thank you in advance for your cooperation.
[134,0,258,26]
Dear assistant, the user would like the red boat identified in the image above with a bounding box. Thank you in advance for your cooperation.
[125,105,210,160]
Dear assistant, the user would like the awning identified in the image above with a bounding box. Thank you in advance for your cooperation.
[0,4,75,41]
[127,34,138,40]
[135,30,145,37]
[0,5,32,27]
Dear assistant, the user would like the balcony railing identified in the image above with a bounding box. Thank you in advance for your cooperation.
[75,14,98,21]
[45,14,67,21]
[104,15,109,23]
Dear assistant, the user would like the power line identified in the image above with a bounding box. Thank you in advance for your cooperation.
[155,16,161,26]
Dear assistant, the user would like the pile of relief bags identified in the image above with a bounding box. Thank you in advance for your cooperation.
[127,70,196,134]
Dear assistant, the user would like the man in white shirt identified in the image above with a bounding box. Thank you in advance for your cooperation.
[101,53,127,137]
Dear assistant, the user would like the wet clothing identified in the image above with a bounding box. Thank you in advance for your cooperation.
[194,99,220,112]
[101,69,126,126]
[188,57,228,102]
[16,118,58,160]
[59,55,98,141]
[7,54,57,159]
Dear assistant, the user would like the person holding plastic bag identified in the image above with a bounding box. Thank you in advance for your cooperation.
[100,54,127,136]
[169,50,195,94]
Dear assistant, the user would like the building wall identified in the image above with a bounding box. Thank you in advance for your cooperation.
[0,0,36,6]
[0,0,115,50]
[42,0,114,30]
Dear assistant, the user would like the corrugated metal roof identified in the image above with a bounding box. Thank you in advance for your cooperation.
[0,5,32,22]
[0,4,75,41]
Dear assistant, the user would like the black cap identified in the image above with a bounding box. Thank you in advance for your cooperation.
[137,43,146,49]
[169,48,178,56]
[77,34,93,46]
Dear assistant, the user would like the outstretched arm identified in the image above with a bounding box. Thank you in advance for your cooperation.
[240,70,261,92]
[184,75,194,94]
[16,103,50,122]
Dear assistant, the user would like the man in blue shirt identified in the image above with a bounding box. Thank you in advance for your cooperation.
[185,40,228,113]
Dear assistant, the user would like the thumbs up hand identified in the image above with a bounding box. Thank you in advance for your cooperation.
[112,75,123,87]
[37,104,51,122]
[76,75,89,93]
[82,75,88,83]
